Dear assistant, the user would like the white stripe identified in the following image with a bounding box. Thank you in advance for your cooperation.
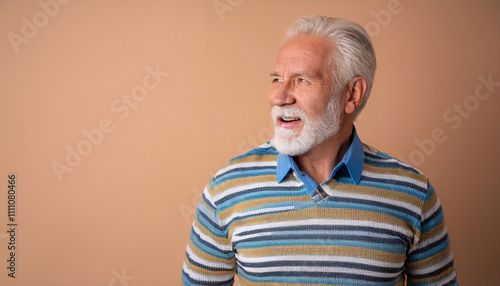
[365,154,422,175]
[258,142,273,148]
[201,185,216,207]
[395,160,423,175]
[409,226,448,254]
[216,161,277,178]
[182,262,235,282]
[185,244,234,270]
[221,205,295,226]
[362,170,427,189]
[427,271,457,285]
[406,251,454,275]
[232,218,414,240]
[192,224,233,252]
[236,254,404,268]
[232,231,274,243]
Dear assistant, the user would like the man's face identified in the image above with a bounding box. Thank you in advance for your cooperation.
[269,35,344,156]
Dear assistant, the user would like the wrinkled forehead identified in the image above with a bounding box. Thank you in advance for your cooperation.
[280,35,334,54]
[273,35,334,76]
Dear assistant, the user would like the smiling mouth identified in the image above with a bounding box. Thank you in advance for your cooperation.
[280,116,301,123]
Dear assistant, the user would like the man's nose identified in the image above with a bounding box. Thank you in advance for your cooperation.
[270,82,295,106]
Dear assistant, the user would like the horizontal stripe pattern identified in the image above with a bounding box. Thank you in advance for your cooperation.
[182,143,457,285]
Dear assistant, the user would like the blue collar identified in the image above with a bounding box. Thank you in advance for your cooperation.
[276,126,364,185]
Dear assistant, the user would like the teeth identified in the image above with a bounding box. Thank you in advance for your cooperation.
[282,117,300,122]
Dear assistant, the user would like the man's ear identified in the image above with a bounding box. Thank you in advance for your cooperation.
[344,76,367,115]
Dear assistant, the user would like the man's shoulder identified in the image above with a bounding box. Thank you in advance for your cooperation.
[229,142,279,165]
[361,143,429,189]
[210,142,279,187]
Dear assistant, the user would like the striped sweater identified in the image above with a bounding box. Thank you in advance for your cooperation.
[181,143,458,285]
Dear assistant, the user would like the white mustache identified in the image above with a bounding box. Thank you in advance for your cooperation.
[271,106,307,120]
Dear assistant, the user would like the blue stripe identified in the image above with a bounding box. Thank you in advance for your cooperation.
[229,147,278,162]
[233,233,404,248]
[237,224,411,243]
[408,234,450,259]
[215,186,304,206]
[190,230,234,258]
[214,166,276,182]
[421,208,444,233]
[333,196,420,220]
[360,175,427,195]
[182,269,234,286]
[197,209,225,233]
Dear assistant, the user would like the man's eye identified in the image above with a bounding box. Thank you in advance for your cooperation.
[271,78,282,83]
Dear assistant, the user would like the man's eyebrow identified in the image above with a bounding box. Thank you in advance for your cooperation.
[294,71,315,78]
[269,71,316,78]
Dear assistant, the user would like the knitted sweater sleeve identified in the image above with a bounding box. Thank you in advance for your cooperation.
[405,181,458,285]
[181,181,236,286]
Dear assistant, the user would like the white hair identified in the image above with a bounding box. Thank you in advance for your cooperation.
[285,15,377,120]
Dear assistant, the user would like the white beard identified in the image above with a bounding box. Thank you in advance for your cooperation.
[270,95,343,156]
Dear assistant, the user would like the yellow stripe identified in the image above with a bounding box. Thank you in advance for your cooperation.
[237,245,406,264]
[184,256,235,276]
[422,190,438,214]
[238,274,346,286]
[218,195,310,221]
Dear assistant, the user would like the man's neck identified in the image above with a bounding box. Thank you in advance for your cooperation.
[293,122,354,184]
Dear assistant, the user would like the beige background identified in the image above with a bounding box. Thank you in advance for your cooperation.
[0,0,499,285]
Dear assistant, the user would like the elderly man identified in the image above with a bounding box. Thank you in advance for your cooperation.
[182,15,458,285]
